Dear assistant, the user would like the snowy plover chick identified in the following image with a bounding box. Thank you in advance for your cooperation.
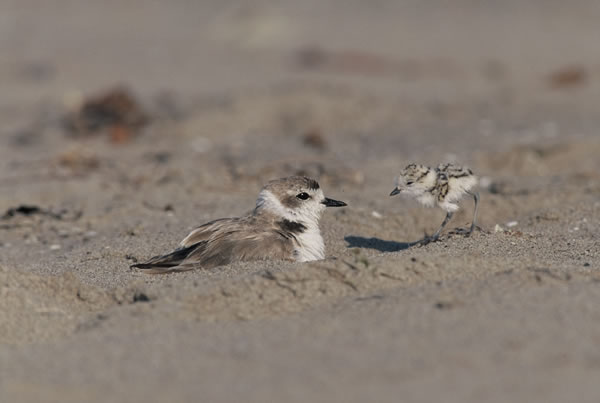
[132,176,347,273]
[390,163,479,244]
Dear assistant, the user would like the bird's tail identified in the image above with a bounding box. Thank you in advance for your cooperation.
[131,242,204,274]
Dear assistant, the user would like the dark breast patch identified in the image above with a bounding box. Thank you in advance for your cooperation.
[277,219,307,234]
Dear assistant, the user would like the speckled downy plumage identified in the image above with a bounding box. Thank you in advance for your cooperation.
[390,163,479,242]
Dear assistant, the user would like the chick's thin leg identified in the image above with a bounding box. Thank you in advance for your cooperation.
[431,211,453,241]
[467,191,479,235]
[415,211,454,246]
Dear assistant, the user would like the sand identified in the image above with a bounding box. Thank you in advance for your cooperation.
[1,1,600,402]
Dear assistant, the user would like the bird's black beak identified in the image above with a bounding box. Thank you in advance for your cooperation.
[389,187,401,196]
[322,197,347,207]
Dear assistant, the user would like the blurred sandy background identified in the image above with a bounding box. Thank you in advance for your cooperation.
[1,1,599,402]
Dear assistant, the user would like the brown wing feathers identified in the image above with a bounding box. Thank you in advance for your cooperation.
[130,241,206,270]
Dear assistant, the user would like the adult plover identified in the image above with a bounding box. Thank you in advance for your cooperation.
[390,163,479,243]
[132,176,347,273]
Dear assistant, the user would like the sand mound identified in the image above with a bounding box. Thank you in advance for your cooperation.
[0,266,113,344]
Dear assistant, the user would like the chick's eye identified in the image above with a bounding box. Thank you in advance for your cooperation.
[406,181,414,185]
[296,192,310,200]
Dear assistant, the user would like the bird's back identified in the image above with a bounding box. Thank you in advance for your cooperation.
[133,214,297,273]
[435,163,478,206]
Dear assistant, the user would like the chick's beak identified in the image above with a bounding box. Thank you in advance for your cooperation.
[322,197,347,207]
[389,187,401,196]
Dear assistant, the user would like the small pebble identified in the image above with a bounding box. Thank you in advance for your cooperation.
[506,221,518,228]
[371,211,383,219]
[49,244,61,250]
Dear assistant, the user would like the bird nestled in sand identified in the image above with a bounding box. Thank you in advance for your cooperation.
[132,176,347,273]
[390,163,479,244]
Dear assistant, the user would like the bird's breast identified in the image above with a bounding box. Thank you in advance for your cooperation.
[294,227,325,262]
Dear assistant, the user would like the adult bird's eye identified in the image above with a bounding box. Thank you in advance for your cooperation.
[296,192,310,200]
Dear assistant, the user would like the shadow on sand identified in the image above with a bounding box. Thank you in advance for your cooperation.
[344,235,413,253]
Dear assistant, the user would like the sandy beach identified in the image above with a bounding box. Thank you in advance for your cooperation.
[1,1,600,402]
